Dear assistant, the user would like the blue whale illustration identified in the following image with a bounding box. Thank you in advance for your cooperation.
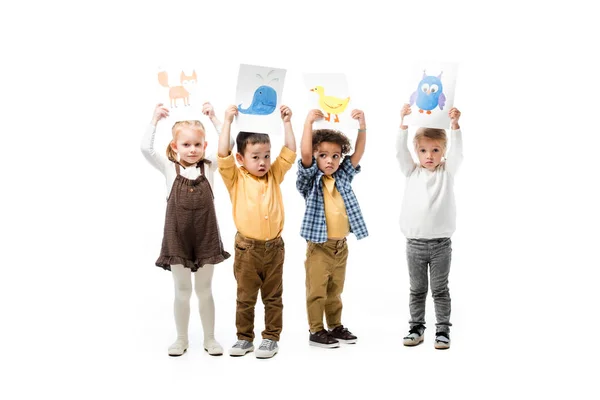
[238,85,277,115]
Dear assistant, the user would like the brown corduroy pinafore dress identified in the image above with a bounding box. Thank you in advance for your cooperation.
[156,161,230,272]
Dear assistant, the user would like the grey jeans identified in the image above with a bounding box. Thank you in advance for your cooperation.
[406,237,452,333]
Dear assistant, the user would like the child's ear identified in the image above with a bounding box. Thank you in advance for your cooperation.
[203,141,208,150]
[170,141,178,152]
[235,152,244,165]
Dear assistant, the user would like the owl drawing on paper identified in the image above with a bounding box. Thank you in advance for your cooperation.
[409,71,446,114]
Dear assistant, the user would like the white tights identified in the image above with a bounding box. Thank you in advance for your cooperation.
[171,264,216,344]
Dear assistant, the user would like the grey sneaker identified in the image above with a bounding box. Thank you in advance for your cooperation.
[403,325,425,346]
[255,339,279,359]
[434,332,450,349]
[229,340,254,357]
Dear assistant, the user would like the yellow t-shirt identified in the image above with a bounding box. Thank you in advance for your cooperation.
[217,146,296,241]
[322,175,349,239]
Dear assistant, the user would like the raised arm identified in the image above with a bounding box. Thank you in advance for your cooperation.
[301,109,323,167]
[396,103,417,176]
[280,105,296,152]
[218,105,237,157]
[444,107,463,175]
[203,101,234,151]
[140,103,170,171]
[349,109,366,167]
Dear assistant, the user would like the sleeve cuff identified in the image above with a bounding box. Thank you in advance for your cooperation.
[279,146,297,164]
[297,157,318,175]
[217,153,236,168]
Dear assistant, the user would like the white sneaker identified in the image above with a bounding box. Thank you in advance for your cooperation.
[204,339,224,356]
[255,339,278,359]
[229,340,254,357]
[168,339,189,356]
[434,332,450,349]
[403,325,425,347]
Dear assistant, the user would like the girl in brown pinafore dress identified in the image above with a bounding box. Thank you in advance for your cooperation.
[155,161,230,271]
[141,103,230,357]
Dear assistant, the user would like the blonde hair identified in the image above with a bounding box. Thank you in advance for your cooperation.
[166,120,206,163]
[413,127,447,152]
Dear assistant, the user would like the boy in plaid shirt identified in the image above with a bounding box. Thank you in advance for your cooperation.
[296,108,368,348]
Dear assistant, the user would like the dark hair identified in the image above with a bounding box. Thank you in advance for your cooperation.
[236,131,271,154]
[312,129,352,154]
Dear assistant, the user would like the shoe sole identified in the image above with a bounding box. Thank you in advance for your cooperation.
[309,340,340,349]
[403,337,424,347]
[335,338,357,344]
[255,350,278,359]
[434,342,450,350]
[168,348,187,357]
[204,348,223,356]
[229,347,254,357]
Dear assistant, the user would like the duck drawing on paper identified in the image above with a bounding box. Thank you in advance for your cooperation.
[310,86,350,123]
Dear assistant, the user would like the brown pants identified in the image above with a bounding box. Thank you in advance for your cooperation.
[233,232,284,341]
[305,238,348,333]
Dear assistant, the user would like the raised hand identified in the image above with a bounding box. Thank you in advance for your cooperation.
[449,107,461,129]
[151,103,169,126]
[280,105,292,122]
[202,102,216,118]
[351,109,366,129]
[400,103,412,129]
[224,105,238,124]
[305,109,324,124]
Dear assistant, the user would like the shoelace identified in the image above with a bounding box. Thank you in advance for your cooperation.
[233,340,247,348]
[259,339,273,350]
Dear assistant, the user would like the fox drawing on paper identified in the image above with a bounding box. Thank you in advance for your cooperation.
[158,70,197,108]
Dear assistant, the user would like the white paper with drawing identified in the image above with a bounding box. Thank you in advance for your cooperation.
[403,62,458,129]
[303,73,358,142]
[235,64,286,135]
[156,66,205,123]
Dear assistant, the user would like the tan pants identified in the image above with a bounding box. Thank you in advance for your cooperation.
[233,232,284,341]
[304,238,348,333]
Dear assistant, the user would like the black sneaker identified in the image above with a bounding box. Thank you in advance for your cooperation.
[403,324,425,346]
[309,329,340,348]
[434,331,450,349]
[329,325,357,344]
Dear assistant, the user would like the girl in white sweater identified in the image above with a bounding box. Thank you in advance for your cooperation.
[396,104,463,349]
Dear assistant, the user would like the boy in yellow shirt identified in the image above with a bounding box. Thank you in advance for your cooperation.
[217,104,297,359]
[296,109,368,348]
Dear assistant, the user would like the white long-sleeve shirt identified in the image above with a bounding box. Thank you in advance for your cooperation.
[140,121,227,200]
[396,128,463,239]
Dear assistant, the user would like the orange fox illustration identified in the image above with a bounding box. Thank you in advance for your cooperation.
[157,70,197,107]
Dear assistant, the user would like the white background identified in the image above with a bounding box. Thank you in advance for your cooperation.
[2,0,599,399]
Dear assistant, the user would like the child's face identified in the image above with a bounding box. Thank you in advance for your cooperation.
[171,127,207,166]
[236,142,272,177]
[314,142,342,176]
[416,137,444,171]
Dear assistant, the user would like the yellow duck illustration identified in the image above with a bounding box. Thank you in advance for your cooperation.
[310,86,350,123]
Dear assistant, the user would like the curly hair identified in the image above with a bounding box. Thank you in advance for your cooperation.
[312,129,352,154]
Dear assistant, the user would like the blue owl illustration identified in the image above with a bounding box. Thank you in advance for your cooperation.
[409,70,446,114]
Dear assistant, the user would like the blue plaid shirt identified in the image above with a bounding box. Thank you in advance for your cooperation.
[296,157,368,243]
